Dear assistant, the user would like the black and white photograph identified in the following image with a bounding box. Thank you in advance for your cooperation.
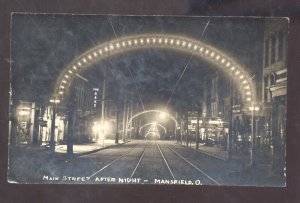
[8,14,288,187]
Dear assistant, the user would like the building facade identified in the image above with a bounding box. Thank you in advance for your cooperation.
[261,18,287,174]
[201,73,251,152]
[198,19,287,175]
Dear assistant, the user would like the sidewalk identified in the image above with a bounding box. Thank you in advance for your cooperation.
[179,141,273,170]
[179,142,248,161]
[50,139,127,155]
[177,141,285,186]
[8,139,129,183]
[186,142,272,165]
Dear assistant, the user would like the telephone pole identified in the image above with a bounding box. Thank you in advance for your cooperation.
[196,103,200,150]
[227,79,233,161]
[101,67,106,147]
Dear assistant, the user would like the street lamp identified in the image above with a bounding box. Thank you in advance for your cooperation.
[248,103,260,167]
[18,108,30,116]
[93,120,110,146]
[159,112,167,120]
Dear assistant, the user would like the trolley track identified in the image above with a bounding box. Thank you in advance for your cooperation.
[162,144,221,185]
[88,142,150,179]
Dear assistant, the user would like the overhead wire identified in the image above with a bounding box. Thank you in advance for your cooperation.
[108,17,145,111]
[166,19,211,106]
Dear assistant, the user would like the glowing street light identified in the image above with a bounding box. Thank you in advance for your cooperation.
[93,120,111,145]
[18,109,30,116]
[248,103,260,167]
[139,122,167,135]
[248,106,260,111]
[159,112,167,120]
[49,99,60,104]
[54,34,255,107]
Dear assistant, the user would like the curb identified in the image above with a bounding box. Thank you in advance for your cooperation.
[177,143,228,161]
[196,149,228,161]
[76,141,131,157]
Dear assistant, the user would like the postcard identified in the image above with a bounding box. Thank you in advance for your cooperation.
[8,14,288,186]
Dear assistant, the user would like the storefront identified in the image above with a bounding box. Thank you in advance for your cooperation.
[16,101,35,144]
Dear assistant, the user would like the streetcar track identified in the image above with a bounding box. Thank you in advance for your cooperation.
[157,143,176,180]
[130,142,150,178]
[167,145,221,185]
[88,144,139,178]
[88,142,151,179]
[87,141,221,185]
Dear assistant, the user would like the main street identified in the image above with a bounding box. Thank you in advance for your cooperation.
[34,140,273,186]
[44,140,222,185]
[9,139,284,186]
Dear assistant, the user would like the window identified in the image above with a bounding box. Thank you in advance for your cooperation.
[271,35,276,64]
[264,39,269,67]
[211,102,217,118]
[264,76,268,102]
[225,79,230,97]
[278,31,283,61]
[211,78,217,99]
[271,74,276,86]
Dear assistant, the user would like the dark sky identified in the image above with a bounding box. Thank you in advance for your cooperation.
[11,14,264,112]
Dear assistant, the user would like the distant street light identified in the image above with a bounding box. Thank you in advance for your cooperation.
[249,103,260,167]
[92,120,110,146]
[159,112,167,120]
[50,99,60,104]
[18,109,30,116]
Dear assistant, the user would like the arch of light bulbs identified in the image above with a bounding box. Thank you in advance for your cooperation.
[145,132,160,139]
[139,122,167,135]
[127,109,178,130]
[52,34,255,105]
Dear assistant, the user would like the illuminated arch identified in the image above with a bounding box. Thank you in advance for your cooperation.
[52,34,255,105]
[139,122,167,135]
[145,132,160,139]
[127,109,178,130]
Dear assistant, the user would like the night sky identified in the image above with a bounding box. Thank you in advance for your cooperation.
[11,14,264,112]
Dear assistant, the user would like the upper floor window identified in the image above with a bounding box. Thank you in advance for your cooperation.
[264,39,269,67]
[278,31,283,61]
[271,35,276,64]
[211,78,217,99]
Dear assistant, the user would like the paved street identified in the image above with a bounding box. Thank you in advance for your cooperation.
[40,140,217,185]
[10,140,276,186]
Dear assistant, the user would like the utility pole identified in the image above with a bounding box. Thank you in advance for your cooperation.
[67,107,75,156]
[249,102,255,167]
[67,87,76,157]
[101,68,106,147]
[196,103,200,150]
[32,106,40,146]
[175,112,178,142]
[227,80,233,161]
[50,105,56,153]
[129,99,133,139]
[115,103,119,144]
[10,101,18,147]
[126,100,130,140]
[186,111,189,147]
[122,99,127,142]
[180,116,183,144]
